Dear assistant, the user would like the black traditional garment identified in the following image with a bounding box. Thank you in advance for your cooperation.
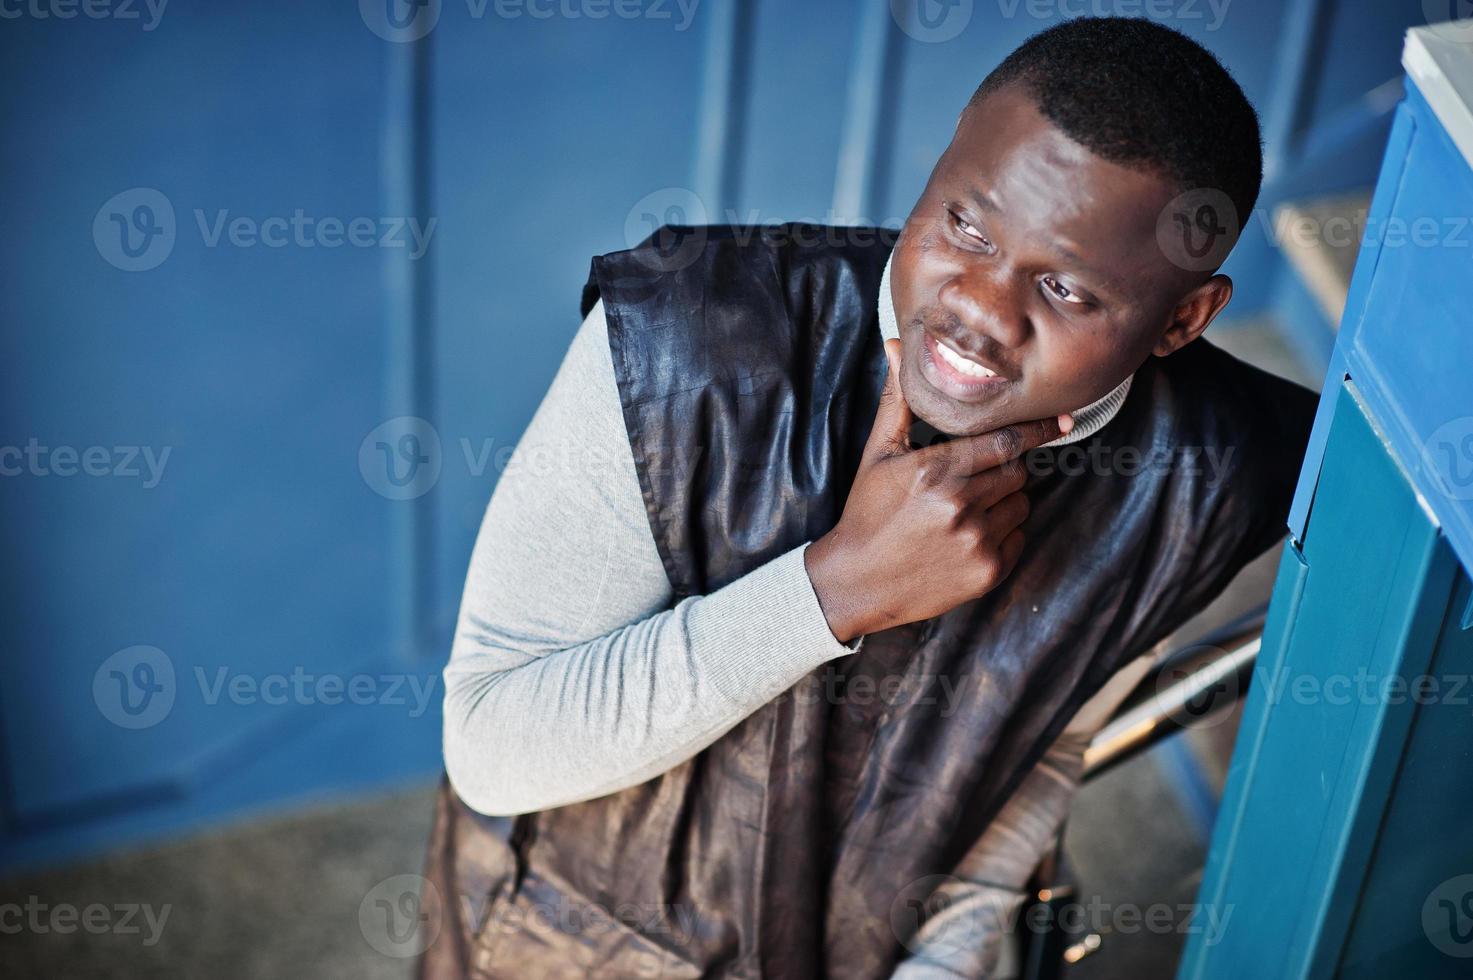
[416,223,1317,979]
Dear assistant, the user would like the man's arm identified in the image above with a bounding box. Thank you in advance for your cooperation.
[890,733,1089,979]
[441,299,860,817]
[890,650,1155,978]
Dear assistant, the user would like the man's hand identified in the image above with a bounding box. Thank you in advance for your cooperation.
[803,339,1073,643]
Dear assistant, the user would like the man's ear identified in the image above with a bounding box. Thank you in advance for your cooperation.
[1153,274,1233,357]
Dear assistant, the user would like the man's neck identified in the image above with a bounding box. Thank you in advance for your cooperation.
[878,249,1133,447]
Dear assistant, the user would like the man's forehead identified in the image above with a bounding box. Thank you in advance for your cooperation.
[949,87,1173,212]
[942,89,1182,284]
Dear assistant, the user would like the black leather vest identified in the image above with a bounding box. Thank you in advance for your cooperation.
[417,224,1318,979]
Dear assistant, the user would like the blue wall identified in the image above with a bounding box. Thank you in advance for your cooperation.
[0,0,1431,870]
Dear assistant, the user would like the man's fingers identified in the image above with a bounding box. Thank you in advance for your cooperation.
[986,489,1031,537]
[921,412,1073,477]
[862,338,913,461]
[997,527,1026,580]
[959,456,1029,510]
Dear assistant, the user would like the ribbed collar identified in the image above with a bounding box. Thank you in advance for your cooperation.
[878,249,1132,447]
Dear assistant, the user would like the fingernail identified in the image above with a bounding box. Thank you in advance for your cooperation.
[1058,413,1074,433]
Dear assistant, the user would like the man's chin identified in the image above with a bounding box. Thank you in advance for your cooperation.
[907,393,997,440]
[901,355,1020,437]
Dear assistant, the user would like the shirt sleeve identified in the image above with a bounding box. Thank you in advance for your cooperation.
[889,733,1089,979]
[441,298,861,817]
[887,648,1155,978]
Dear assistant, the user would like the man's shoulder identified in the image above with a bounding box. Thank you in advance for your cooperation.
[1155,336,1319,436]
[584,224,894,410]
[581,223,898,322]
[1135,335,1319,506]
[605,222,901,264]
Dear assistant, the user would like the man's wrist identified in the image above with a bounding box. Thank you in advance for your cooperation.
[803,532,866,644]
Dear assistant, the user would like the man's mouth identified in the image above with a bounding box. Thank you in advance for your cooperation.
[920,332,1011,403]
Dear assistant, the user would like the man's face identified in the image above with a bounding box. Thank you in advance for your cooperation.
[890,84,1206,436]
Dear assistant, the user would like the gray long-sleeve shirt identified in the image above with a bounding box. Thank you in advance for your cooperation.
[441,251,1140,972]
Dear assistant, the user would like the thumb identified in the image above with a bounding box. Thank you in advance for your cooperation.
[864,338,913,460]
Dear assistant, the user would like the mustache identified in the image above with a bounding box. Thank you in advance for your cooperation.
[910,307,1017,377]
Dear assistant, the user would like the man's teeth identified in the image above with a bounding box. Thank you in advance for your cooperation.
[936,339,997,378]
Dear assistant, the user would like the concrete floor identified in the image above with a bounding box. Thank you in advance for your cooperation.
[1,322,1319,980]
[0,785,439,980]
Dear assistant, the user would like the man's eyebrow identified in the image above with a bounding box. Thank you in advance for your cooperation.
[967,184,1003,215]
[1048,241,1125,300]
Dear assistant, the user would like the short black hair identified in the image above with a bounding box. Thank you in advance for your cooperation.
[970,17,1262,231]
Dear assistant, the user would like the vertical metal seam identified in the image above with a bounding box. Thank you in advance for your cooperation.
[1262,0,1332,183]
[382,33,436,662]
[832,5,903,225]
[693,2,755,215]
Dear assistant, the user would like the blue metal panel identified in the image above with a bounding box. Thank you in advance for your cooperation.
[740,0,860,222]
[1341,81,1473,577]
[0,3,423,869]
[428,7,711,656]
[1287,97,1418,546]
[1180,380,1462,977]
[1286,79,1473,575]
[1302,0,1428,142]
[1335,570,1473,975]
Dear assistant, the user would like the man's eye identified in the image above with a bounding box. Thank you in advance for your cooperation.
[1042,275,1085,304]
[948,209,990,247]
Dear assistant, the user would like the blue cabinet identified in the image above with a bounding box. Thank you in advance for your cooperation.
[1181,24,1473,977]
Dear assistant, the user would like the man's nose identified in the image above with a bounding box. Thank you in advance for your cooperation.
[938,269,1029,351]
